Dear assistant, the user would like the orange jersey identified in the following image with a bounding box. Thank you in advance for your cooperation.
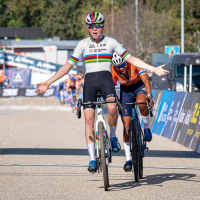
[67,80,76,89]
[111,63,147,86]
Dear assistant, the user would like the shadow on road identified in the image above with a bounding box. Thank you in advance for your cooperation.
[0,148,199,158]
[106,173,198,191]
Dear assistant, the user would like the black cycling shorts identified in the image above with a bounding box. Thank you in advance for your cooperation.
[83,71,116,110]
[120,80,147,117]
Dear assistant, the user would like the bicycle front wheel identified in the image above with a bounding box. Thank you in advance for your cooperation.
[99,122,109,191]
[131,119,139,182]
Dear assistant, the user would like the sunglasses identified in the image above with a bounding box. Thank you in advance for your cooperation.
[114,62,127,69]
[88,24,103,29]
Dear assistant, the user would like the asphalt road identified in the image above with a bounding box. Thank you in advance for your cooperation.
[0,97,200,199]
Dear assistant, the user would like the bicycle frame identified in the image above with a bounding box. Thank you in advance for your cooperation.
[129,105,146,157]
[95,100,110,166]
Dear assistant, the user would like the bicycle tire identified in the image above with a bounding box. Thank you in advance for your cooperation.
[139,156,143,179]
[131,119,139,182]
[71,96,74,113]
[99,122,109,191]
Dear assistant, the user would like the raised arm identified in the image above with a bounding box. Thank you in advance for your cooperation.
[35,62,73,94]
[126,55,169,76]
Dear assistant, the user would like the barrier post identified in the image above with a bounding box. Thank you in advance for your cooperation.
[184,66,187,92]
[189,64,192,92]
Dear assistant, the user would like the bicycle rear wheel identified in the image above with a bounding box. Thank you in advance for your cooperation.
[131,119,139,182]
[99,122,109,191]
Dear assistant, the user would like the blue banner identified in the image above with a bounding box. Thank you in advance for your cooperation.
[152,90,176,135]
[6,68,32,87]
[5,52,60,72]
[0,51,77,74]
[0,51,5,64]
[177,93,200,146]
[161,92,186,139]
[185,94,200,149]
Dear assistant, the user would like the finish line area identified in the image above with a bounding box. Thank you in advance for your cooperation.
[0,97,200,199]
[1,163,200,170]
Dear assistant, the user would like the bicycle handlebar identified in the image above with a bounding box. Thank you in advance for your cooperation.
[76,96,123,119]
[121,99,153,117]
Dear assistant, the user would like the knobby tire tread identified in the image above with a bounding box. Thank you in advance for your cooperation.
[131,119,139,182]
[99,122,109,191]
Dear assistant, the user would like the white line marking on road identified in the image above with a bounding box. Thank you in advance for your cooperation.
[0,163,200,170]
[10,106,30,110]
[0,106,7,110]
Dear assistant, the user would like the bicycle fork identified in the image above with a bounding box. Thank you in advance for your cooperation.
[95,107,110,169]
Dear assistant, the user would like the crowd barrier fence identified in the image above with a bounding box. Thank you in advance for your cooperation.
[0,87,56,97]
[150,90,200,154]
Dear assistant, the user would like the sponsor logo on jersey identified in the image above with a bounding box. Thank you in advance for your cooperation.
[94,49,97,52]
[103,44,106,46]
[89,44,95,48]
[100,44,102,47]
[89,49,93,53]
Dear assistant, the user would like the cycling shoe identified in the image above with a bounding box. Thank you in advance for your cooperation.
[110,137,121,152]
[88,160,97,173]
[144,128,152,142]
[124,160,132,172]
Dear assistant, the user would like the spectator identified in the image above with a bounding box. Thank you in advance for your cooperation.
[3,76,11,88]
[0,42,3,49]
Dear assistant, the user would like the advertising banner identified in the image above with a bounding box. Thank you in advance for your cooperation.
[171,93,193,141]
[0,50,5,65]
[6,68,32,87]
[152,90,176,135]
[0,87,55,97]
[149,90,164,129]
[190,109,200,152]
[176,93,199,146]
[184,93,200,149]
[161,92,186,139]
[5,52,60,72]
[196,142,200,154]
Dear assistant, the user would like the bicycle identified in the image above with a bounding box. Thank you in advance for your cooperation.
[121,98,153,182]
[59,90,65,105]
[76,92,122,191]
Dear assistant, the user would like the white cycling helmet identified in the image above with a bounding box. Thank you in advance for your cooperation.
[112,52,125,66]
[85,12,105,25]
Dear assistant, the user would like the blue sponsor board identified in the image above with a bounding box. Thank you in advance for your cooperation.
[161,92,186,139]
[5,52,60,72]
[152,90,176,135]
[0,51,5,64]
[176,93,199,146]
[150,90,164,129]
[197,142,200,154]
[6,68,32,87]
[184,93,200,149]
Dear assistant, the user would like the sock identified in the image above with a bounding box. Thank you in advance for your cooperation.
[124,142,131,161]
[142,115,150,129]
[87,143,95,161]
[110,126,116,138]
